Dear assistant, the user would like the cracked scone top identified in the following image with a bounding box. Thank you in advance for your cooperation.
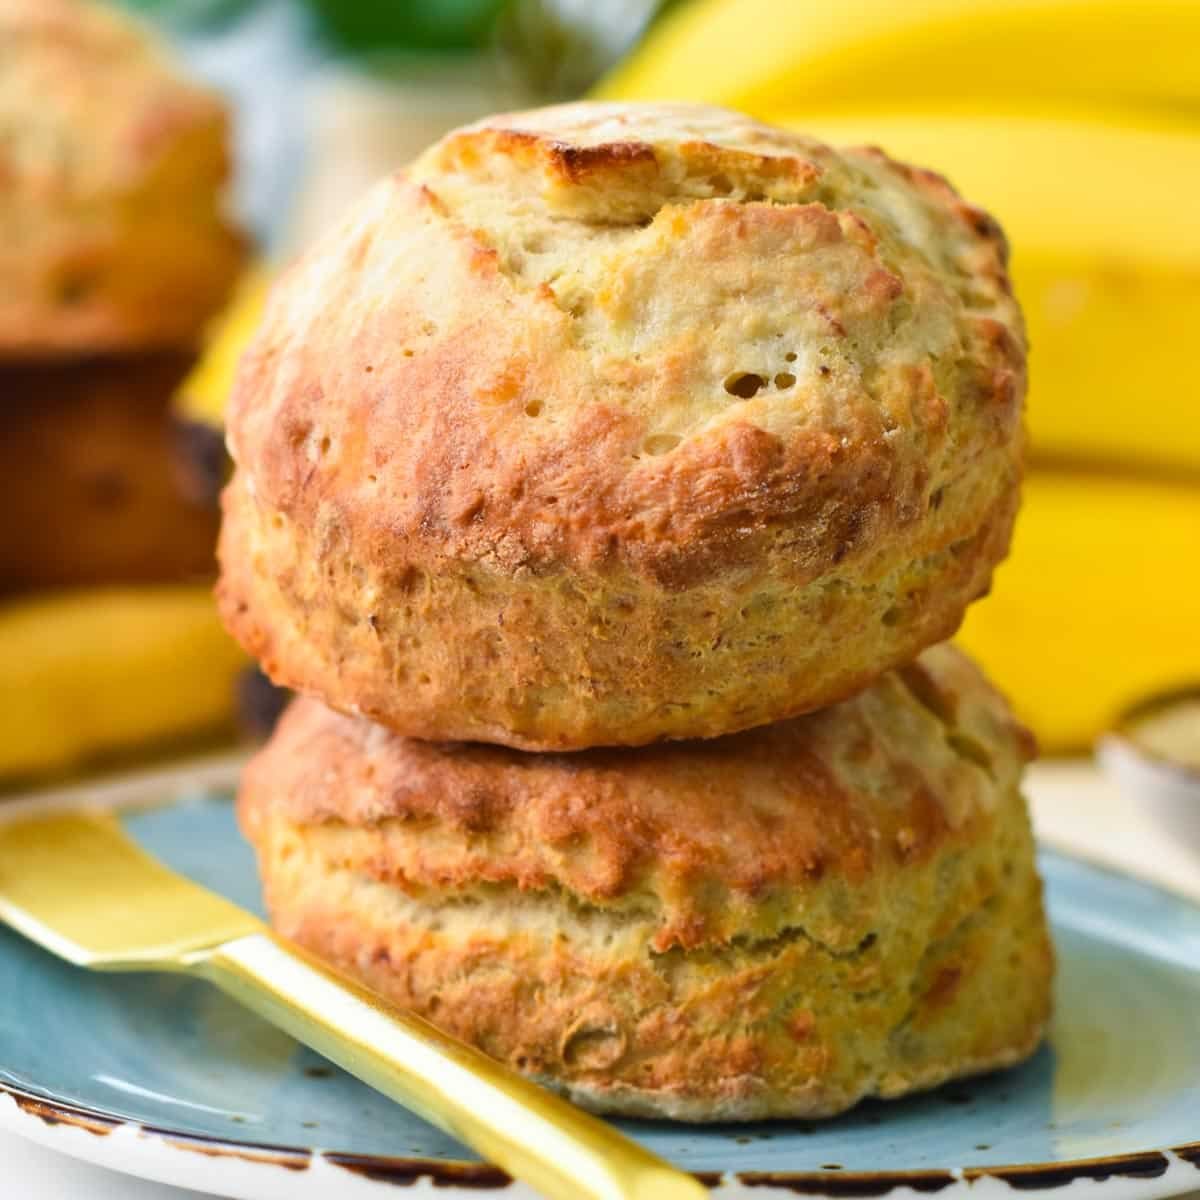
[239,644,1053,1121]
[219,101,1026,750]
[0,0,245,355]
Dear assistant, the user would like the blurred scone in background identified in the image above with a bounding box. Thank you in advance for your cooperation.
[0,0,246,782]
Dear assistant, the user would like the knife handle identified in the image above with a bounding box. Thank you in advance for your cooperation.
[191,932,708,1200]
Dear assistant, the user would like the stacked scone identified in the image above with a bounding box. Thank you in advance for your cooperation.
[225,102,1053,1120]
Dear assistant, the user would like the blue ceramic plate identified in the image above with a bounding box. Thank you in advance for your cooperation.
[1,782,1199,1199]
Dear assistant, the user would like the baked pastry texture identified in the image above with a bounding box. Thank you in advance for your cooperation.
[219,101,1026,750]
[0,0,245,356]
[239,644,1053,1121]
[0,356,219,590]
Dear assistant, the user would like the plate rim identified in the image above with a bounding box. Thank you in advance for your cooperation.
[4,1078,1199,1195]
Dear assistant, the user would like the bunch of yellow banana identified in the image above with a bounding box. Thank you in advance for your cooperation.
[601,0,1200,748]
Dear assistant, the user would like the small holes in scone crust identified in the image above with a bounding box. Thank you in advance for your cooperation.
[723,371,766,399]
[642,434,681,456]
[561,1021,627,1071]
[773,372,796,390]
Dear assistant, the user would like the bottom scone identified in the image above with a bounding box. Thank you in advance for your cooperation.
[239,644,1053,1122]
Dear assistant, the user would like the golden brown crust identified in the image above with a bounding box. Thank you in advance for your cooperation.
[0,0,246,356]
[220,101,1025,749]
[0,356,219,590]
[239,645,1053,1120]
[242,644,1034,950]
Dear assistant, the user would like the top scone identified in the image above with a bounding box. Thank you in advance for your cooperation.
[0,0,245,356]
[219,102,1026,751]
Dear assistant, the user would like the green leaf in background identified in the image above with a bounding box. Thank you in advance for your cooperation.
[118,0,505,44]
[119,0,676,93]
[306,0,505,52]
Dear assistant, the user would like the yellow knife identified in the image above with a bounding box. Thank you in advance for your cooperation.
[0,809,708,1200]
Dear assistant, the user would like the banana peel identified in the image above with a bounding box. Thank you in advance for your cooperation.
[599,0,1200,114]
[0,586,246,782]
[176,267,271,429]
[958,471,1200,752]
[1016,253,1200,471]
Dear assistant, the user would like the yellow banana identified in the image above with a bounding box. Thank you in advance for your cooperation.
[0,586,246,782]
[1015,253,1200,470]
[599,0,1200,114]
[958,471,1200,751]
[176,267,270,428]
